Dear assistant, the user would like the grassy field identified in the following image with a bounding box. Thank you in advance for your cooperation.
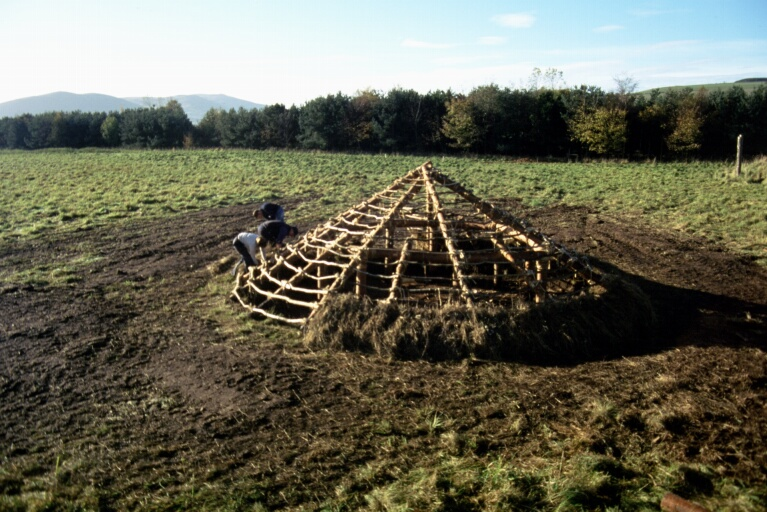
[638,80,767,96]
[1,149,765,265]
[1,149,766,511]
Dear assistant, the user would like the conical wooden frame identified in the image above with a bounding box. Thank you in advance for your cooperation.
[233,162,601,326]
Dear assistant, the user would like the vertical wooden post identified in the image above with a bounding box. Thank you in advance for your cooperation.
[356,253,368,297]
[316,263,324,301]
[534,260,546,303]
[735,134,743,177]
[427,196,435,252]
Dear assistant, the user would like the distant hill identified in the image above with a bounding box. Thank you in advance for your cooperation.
[0,92,264,124]
[123,94,264,124]
[638,78,767,96]
[0,92,142,119]
[735,77,767,83]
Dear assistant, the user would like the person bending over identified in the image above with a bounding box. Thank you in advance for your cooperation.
[231,232,260,275]
[258,219,298,247]
[256,221,300,267]
[253,202,285,222]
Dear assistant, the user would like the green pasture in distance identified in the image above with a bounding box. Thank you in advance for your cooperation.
[1,149,764,265]
[637,80,766,97]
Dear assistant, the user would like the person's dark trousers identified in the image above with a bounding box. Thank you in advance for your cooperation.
[233,239,257,267]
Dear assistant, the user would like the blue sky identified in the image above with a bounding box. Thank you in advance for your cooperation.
[2,0,766,106]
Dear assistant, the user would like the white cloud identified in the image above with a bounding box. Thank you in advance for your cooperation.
[594,25,624,33]
[479,36,506,46]
[401,39,456,49]
[492,13,536,28]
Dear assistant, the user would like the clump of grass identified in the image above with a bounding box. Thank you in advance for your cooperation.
[740,155,767,183]
[0,254,103,289]
[352,452,666,511]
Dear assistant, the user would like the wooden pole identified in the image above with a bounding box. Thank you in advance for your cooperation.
[735,134,743,177]
[316,263,323,301]
[387,237,414,302]
[356,252,368,297]
[422,166,474,306]
[535,260,546,303]
[427,188,436,252]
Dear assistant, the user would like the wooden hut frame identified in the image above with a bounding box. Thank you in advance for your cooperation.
[233,161,601,326]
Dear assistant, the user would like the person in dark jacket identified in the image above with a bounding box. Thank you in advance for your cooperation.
[257,220,299,248]
[253,202,285,222]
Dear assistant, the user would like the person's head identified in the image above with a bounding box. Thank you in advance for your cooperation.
[253,209,264,219]
[290,225,299,237]
[257,236,269,248]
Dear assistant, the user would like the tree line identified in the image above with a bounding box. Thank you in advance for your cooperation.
[1,82,765,160]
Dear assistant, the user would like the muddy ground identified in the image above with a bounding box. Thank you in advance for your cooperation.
[1,202,766,510]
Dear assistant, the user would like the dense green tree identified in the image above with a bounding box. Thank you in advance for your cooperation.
[215,109,242,148]
[441,96,480,151]
[233,108,263,149]
[745,85,767,155]
[372,88,425,152]
[0,118,8,148]
[345,89,381,151]
[1,81,765,159]
[561,86,615,157]
[120,108,154,147]
[298,93,349,150]
[700,87,748,158]
[529,90,569,155]
[25,113,54,149]
[666,89,705,158]
[195,109,224,147]
[58,111,106,148]
[119,102,190,148]
[261,104,299,148]
[636,93,670,158]
[464,85,507,153]
[417,90,451,152]
[497,89,535,155]
[4,115,32,149]
[101,115,121,147]
[568,106,627,157]
[154,100,192,148]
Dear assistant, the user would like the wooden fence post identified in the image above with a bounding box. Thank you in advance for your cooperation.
[735,134,743,177]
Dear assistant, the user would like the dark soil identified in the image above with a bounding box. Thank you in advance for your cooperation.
[1,202,766,510]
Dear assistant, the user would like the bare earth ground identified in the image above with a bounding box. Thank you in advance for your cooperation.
[1,202,766,510]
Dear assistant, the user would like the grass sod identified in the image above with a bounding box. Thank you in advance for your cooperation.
[304,275,657,363]
[0,149,765,265]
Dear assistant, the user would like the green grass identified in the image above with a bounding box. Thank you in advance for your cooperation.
[0,252,103,288]
[638,80,766,96]
[1,149,765,266]
[0,149,415,243]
